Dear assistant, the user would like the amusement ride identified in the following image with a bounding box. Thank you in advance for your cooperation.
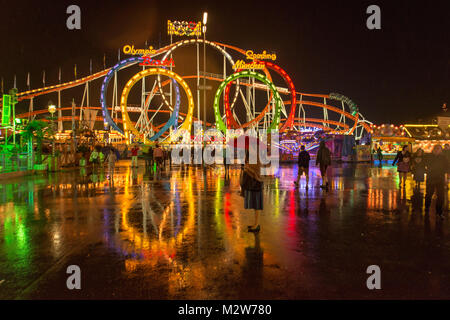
[0,17,373,160]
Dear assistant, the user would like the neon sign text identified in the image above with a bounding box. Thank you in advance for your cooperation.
[123,45,156,56]
[139,57,175,67]
[246,50,277,61]
[232,60,265,70]
[167,20,202,36]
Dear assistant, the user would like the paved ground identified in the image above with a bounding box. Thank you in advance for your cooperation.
[0,160,450,299]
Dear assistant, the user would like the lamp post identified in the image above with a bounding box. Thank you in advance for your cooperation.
[48,101,56,170]
[202,12,208,167]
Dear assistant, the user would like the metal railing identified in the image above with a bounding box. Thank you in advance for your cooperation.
[0,153,33,174]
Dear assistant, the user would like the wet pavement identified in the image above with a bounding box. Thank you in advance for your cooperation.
[1,160,450,299]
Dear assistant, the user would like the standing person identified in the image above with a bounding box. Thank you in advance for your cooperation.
[411,148,426,189]
[143,146,151,169]
[443,144,450,187]
[89,146,103,169]
[377,146,383,165]
[240,154,263,233]
[425,144,448,219]
[316,141,331,189]
[148,146,154,170]
[130,144,139,168]
[105,149,117,174]
[122,145,129,159]
[148,146,154,168]
[223,145,230,178]
[392,145,411,187]
[153,144,164,171]
[294,145,311,189]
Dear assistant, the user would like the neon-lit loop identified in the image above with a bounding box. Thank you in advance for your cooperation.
[223,61,295,131]
[157,39,241,117]
[211,42,276,130]
[264,61,296,131]
[120,68,194,143]
[100,57,181,140]
[222,69,275,130]
[214,70,282,134]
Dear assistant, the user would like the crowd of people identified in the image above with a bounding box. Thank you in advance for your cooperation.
[392,144,450,218]
[63,139,450,233]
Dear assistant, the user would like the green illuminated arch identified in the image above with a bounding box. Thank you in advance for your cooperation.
[213,70,281,133]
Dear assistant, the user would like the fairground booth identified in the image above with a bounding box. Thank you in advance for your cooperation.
[371,124,414,160]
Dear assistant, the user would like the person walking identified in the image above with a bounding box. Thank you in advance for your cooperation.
[411,148,425,189]
[392,145,411,187]
[294,145,311,189]
[240,155,263,233]
[377,146,383,166]
[153,144,164,171]
[130,144,139,168]
[425,144,448,219]
[105,148,117,174]
[316,141,331,189]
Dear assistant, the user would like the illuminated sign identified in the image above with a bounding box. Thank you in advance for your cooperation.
[2,94,11,126]
[123,45,157,56]
[232,60,265,70]
[246,50,277,61]
[167,20,202,36]
[139,57,175,67]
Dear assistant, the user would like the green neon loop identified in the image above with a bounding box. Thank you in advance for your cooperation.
[213,70,281,133]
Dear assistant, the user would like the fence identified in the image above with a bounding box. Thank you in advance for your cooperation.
[0,152,33,174]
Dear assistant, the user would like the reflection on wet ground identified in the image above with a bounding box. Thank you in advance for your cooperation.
[0,161,449,299]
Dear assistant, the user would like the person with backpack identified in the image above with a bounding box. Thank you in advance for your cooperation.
[316,141,331,189]
[294,145,311,189]
[89,146,104,169]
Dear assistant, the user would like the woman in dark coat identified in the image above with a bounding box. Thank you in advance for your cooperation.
[392,145,411,187]
[241,157,263,233]
[411,148,425,189]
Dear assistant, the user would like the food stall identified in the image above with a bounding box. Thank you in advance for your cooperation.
[371,124,414,160]
[404,124,450,153]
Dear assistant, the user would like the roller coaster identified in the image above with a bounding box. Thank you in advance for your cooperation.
[2,36,373,147]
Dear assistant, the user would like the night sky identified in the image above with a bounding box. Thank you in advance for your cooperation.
[0,0,449,125]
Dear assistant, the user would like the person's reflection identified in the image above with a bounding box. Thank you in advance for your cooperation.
[132,167,138,185]
[108,172,115,190]
[295,190,307,216]
[398,186,407,212]
[318,196,329,215]
[241,232,263,298]
[411,186,424,213]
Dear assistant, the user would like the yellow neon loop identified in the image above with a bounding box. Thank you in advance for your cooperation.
[120,68,194,143]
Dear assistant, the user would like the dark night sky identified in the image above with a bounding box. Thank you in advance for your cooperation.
[0,0,449,125]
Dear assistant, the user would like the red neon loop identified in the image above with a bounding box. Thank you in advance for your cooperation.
[223,61,296,131]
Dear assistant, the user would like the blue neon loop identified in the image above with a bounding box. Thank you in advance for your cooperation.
[100,56,180,140]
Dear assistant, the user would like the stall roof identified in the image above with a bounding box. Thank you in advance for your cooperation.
[372,136,415,142]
